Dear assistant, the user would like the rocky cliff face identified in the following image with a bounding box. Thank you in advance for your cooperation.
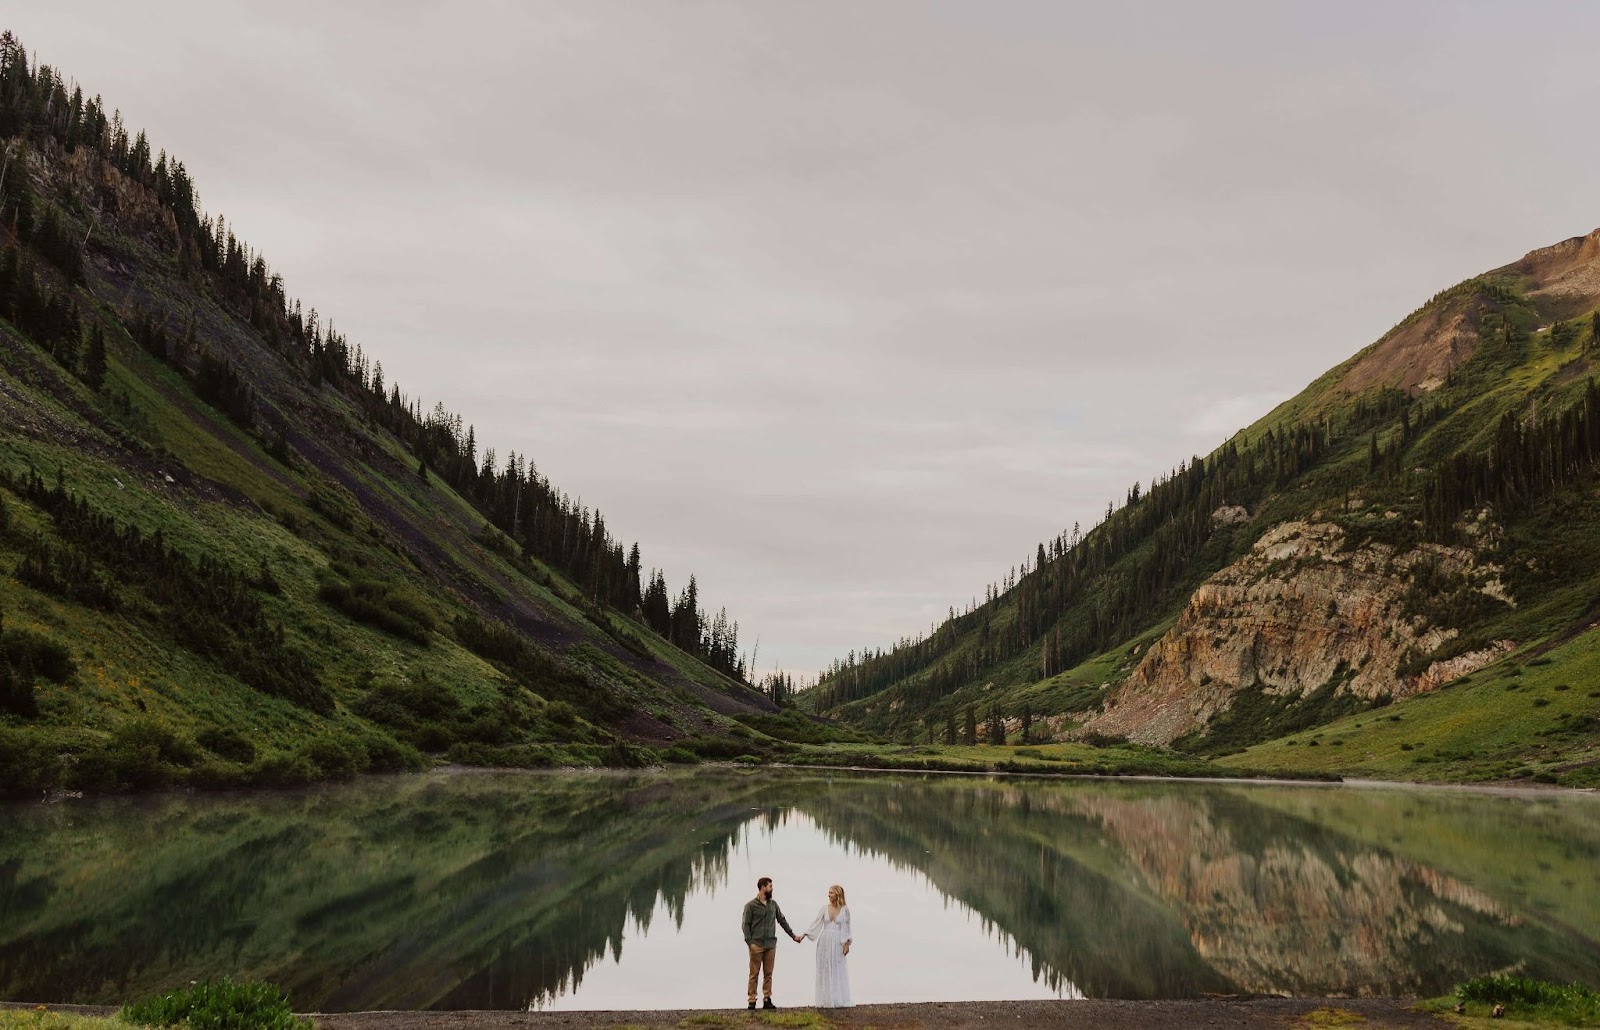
[1082,520,1514,745]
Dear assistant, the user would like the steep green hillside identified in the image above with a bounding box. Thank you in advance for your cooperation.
[805,232,1600,785]
[0,33,795,795]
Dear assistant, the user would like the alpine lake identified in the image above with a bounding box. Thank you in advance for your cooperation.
[1,768,1597,1012]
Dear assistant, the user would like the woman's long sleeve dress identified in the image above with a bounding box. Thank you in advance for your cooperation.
[805,905,853,1008]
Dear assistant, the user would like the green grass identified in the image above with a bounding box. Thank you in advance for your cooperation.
[0,1011,120,1030]
[1217,628,1600,785]
[1419,976,1600,1027]
[782,739,1322,781]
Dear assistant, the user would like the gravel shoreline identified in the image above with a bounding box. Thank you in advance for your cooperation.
[10,998,1453,1028]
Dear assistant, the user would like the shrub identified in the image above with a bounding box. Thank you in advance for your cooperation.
[185,760,250,790]
[1453,975,1600,1023]
[603,743,655,768]
[300,736,366,780]
[0,664,36,718]
[318,572,434,645]
[73,719,198,790]
[196,726,256,764]
[678,735,757,761]
[2,626,75,682]
[353,678,463,746]
[122,978,311,1030]
[0,726,57,796]
[308,482,363,532]
[446,741,563,768]
[247,751,318,788]
[362,732,425,773]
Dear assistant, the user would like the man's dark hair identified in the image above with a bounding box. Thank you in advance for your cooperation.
[757,877,772,890]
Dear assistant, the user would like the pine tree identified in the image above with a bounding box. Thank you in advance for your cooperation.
[963,704,977,746]
[986,705,1004,745]
[82,322,106,391]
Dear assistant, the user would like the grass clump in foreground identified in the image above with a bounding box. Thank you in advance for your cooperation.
[121,978,310,1029]
[1421,975,1600,1026]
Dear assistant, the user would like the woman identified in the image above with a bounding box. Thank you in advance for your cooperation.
[801,884,853,1008]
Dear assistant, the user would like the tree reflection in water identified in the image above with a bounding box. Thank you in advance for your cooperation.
[1,769,1595,1010]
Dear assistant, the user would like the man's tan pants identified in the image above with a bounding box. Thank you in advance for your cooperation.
[747,943,776,1003]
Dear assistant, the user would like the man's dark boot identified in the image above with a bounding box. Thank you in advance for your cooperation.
[747,1002,756,1009]
[763,999,777,1009]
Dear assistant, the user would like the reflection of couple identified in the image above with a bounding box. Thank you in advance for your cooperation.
[740,876,853,1010]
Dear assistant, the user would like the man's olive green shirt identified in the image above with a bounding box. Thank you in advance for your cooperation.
[741,895,796,947]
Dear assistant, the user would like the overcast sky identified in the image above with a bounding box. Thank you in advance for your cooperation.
[13,2,1600,679]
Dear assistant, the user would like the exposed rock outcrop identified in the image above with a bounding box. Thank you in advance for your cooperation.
[1339,303,1479,395]
[1514,226,1600,308]
[1082,521,1513,745]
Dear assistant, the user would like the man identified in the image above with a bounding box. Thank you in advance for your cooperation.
[740,875,800,1009]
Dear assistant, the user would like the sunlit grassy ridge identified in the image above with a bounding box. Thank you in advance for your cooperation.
[1218,629,1600,786]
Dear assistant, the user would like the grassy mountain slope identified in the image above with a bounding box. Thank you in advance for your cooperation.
[0,36,802,795]
[804,231,1600,786]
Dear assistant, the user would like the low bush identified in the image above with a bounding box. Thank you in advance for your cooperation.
[362,732,426,773]
[2,626,76,682]
[247,750,319,788]
[0,664,35,718]
[299,736,366,780]
[447,741,564,768]
[734,709,871,745]
[73,719,199,791]
[0,726,57,796]
[678,735,762,761]
[603,743,656,768]
[196,726,256,764]
[318,569,434,645]
[1452,975,1600,1024]
[122,977,311,1030]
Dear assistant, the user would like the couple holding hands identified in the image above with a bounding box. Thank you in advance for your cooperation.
[739,876,853,1010]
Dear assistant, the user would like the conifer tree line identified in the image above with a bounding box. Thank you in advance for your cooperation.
[1422,377,1600,534]
[0,33,749,684]
[812,318,1600,722]
[0,465,329,712]
[811,414,1340,713]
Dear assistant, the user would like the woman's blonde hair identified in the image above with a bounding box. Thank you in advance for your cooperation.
[828,884,846,906]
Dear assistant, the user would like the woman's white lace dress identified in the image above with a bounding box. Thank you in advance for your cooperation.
[804,905,853,1008]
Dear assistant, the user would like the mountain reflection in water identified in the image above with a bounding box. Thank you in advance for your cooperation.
[1,769,1595,1010]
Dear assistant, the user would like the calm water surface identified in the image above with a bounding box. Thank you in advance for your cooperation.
[1,768,1597,1010]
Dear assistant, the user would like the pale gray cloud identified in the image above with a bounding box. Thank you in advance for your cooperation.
[14,1,1600,678]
